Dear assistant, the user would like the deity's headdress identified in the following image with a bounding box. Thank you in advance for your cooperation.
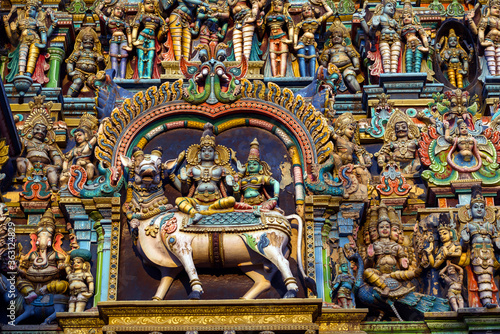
[20,95,56,144]
[245,138,272,176]
[38,209,56,232]
[470,185,485,206]
[388,207,402,229]
[200,123,216,148]
[25,0,42,8]
[377,204,390,223]
[74,113,98,138]
[437,213,454,231]
[334,112,357,135]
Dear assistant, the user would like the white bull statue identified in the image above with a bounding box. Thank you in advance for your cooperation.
[121,150,315,300]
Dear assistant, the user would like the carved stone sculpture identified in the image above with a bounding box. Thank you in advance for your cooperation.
[294,0,333,77]
[358,0,401,74]
[192,0,230,46]
[439,261,464,311]
[375,109,421,174]
[331,250,355,308]
[65,249,94,312]
[174,123,237,222]
[319,17,361,93]
[233,138,280,210]
[459,185,499,308]
[131,0,168,78]
[66,27,105,96]
[399,0,429,73]
[95,1,133,79]
[16,96,63,191]
[257,0,294,78]
[437,29,469,88]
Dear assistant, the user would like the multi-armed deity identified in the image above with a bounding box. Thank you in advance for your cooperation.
[174,123,237,222]
[437,29,470,88]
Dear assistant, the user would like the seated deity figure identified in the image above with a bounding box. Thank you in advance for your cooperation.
[319,17,361,93]
[331,113,372,182]
[66,28,105,97]
[460,185,500,308]
[16,98,63,191]
[59,113,100,187]
[437,29,469,89]
[376,109,421,174]
[233,138,280,210]
[364,204,417,297]
[17,209,69,303]
[175,123,236,222]
[358,0,401,74]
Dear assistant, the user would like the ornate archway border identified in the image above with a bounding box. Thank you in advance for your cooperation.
[96,79,334,172]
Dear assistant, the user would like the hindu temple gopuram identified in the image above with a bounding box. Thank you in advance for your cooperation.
[4,0,500,333]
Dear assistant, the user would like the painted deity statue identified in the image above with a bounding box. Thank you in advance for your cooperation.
[233,138,280,210]
[364,204,416,298]
[3,0,54,78]
[399,0,429,73]
[228,0,266,61]
[17,209,68,303]
[437,29,469,88]
[257,0,294,78]
[192,0,229,46]
[358,0,401,74]
[320,17,361,93]
[459,185,500,308]
[16,97,63,191]
[174,123,236,222]
[440,261,464,311]
[376,109,421,174]
[468,0,500,75]
[424,214,463,269]
[131,0,168,78]
[66,28,105,97]
[168,0,206,60]
[95,1,133,79]
[331,249,355,309]
[294,0,333,77]
[59,113,100,187]
[64,249,94,312]
[331,113,372,182]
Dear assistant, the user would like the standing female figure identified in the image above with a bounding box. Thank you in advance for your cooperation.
[293,0,333,77]
[95,2,133,79]
[257,0,294,77]
[399,0,428,73]
[131,0,168,79]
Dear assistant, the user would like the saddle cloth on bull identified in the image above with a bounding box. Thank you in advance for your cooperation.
[180,211,291,235]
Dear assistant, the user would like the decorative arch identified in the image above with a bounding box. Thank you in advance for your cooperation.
[96,79,334,204]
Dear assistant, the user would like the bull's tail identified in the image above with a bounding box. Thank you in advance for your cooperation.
[285,214,317,296]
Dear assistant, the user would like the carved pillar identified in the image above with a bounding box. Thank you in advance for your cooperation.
[46,47,65,88]
[100,218,113,301]
[92,211,104,306]
[314,217,325,300]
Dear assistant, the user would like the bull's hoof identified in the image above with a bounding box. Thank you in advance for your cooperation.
[283,289,298,298]
[188,290,203,300]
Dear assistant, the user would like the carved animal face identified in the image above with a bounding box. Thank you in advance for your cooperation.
[121,152,163,190]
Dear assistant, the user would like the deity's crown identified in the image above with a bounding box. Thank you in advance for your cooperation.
[384,0,397,6]
[470,185,485,205]
[334,112,356,133]
[25,108,53,131]
[437,213,454,231]
[388,207,402,228]
[76,113,98,136]
[377,203,390,223]
[402,0,413,14]
[25,0,42,8]
[247,138,261,162]
[200,123,216,148]
[38,209,56,231]
[449,29,458,39]
[489,0,500,8]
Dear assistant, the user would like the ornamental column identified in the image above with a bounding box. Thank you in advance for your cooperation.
[46,47,65,88]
